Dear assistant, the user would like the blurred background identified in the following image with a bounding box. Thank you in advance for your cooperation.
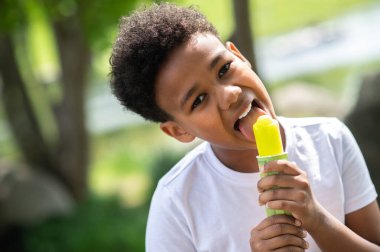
[1,0,379,251]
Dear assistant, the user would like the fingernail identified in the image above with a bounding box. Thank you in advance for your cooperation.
[257,187,263,193]
[305,241,309,249]
[303,230,307,237]
[295,219,302,226]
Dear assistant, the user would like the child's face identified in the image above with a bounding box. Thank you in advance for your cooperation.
[156,33,276,152]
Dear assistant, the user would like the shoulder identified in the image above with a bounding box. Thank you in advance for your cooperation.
[279,116,343,129]
[156,141,209,191]
[279,117,354,166]
[279,116,347,139]
[149,141,213,220]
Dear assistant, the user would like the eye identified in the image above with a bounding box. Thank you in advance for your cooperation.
[191,94,207,110]
[218,62,231,78]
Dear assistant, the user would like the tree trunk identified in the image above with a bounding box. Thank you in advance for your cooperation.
[1,10,91,202]
[53,15,91,201]
[231,0,257,73]
[0,35,53,171]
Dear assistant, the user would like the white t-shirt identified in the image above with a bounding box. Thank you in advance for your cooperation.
[146,117,377,251]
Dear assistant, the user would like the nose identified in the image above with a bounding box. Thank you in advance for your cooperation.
[216,85,242,110]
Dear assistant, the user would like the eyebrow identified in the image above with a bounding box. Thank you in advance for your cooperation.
[180,84,199,111]
[209,50,226,70]
[180,50,227,111]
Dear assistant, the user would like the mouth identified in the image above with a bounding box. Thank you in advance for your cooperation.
[234,99,264,132]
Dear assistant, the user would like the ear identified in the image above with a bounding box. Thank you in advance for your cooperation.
[225,41,252,68]
[160,121,196,143]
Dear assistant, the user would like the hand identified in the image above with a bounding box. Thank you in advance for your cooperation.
[250,214,308,251]
[257,160,324,233]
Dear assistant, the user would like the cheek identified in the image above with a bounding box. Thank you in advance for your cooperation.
[186,116,221,136]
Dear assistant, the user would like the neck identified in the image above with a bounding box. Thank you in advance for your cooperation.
[211,147,260,173]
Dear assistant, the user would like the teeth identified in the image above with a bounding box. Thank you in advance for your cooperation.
[239,103,252,119]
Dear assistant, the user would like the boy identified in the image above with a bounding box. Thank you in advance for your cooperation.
[110,3,380,251]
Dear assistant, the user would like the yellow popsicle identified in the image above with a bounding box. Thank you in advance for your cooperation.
[253,115,291,216]
[253,115,283,156]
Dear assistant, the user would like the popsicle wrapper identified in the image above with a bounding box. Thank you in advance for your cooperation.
[257,153,292,216]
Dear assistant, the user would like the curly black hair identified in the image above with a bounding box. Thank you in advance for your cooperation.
[109,3,219,122]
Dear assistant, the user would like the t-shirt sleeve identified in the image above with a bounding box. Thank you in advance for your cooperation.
[339,121,378,214]
[146,183,196,252]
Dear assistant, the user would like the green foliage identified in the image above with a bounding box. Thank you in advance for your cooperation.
[90,124,162,176]
[0,0,26,33]
[90,123,186,177]
[23,195,147,252]
[75,0,142,50]
[2,0,379,250]
[146,150,183,200]
[89,123,188,206]
[22,150,183,252]
[179,0,233,39]
[37,0,142,50]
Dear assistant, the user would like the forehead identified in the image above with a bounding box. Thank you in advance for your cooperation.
[155,33,225,114]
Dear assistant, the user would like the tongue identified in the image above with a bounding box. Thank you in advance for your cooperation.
[238,117,256,142]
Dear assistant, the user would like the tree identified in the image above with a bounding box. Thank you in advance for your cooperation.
[0,0,139,204]
[231,0,257,73]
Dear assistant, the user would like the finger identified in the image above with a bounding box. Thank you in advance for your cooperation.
[258,173,309,192]
[254,214,301,232]
[266,200,304,217]
[274,246,307,252]
[259,188,307,206]
[259,223,307,240]
[263,234,309,250]
[264,160,303,176]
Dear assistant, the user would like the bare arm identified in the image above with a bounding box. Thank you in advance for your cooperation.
[308,200,380,251]
[346,201,380,245]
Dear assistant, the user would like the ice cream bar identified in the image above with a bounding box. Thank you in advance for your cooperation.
[253,115,283,156]
[253,115,291,216]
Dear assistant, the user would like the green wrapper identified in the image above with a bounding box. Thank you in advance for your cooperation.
[257,153,292,217]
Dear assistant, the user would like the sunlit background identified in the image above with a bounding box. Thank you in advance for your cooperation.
[1,0,380,251]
